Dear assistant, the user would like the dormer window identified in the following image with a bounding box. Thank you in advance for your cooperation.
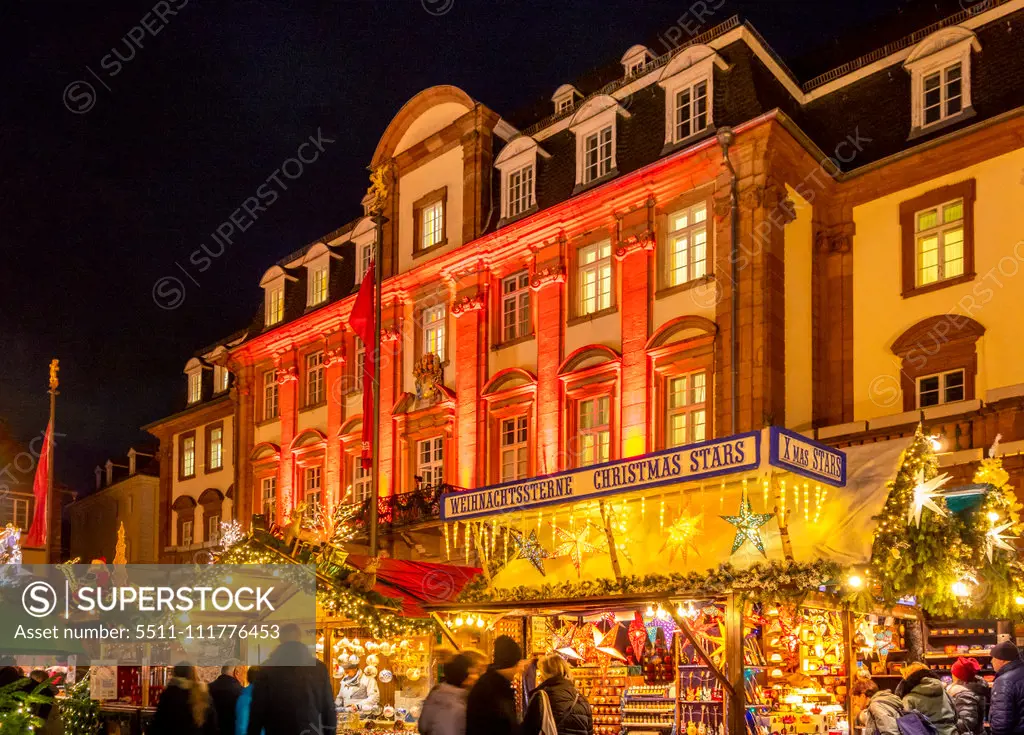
[904,27,979,137]
[187,371,201,404]
[551,84,582,116]
[308,264,328,306]
[213,365,229,393]
[494,136,550,223]
[568,95,630,191]
[360,243,373,281]
[658,44,725,148]
[621,44,653,79]
[266,287,284,325]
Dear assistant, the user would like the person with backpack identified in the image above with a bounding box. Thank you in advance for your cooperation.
[521,654,592,735]
[855,678,906,735]
[897,662,958,735]
[989,640,1024,735]
[947,657,987,735]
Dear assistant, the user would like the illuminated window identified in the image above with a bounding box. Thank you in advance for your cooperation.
[181,436,196,478]
[915,198,965,287]
[208,426,223,470]
[308,265,329,306]
[507,165,534,218]
[500,416,529,482]
[213,365,229,393]
[261,476,276,517]
[578,396,610,467]
[674,81,709,141]
[501,272,531,342]
[263,370,279,420]
[423,305,446,362]
[352,459,371,503]
[207,514,220,544]
[667,203,708,287]
[305,351,325,406]
[181,520,193,547]
[578,241,612,316]
[667,371,707,447]
[583,126,613,183]
[417,437,444,488]
[8,498,30,530]
[265,287,284,326]
[187,372,201,404]
[421,200,444,250]
[917,369,965,408]
[360,244,373,281]
[922,63,963,126]
[304,467,322,518]
[352,337,366,392]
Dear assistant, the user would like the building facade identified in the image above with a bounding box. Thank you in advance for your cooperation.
[151,3,1024,559]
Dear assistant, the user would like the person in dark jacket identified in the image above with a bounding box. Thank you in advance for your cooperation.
[247,623,337,735]
[948,657,988,735]
[522,654,592,735]
[989,640,1024,735]
[0,658,23,690]
[896,662,957,735]
[466,635,525,735]
[152,663,219,735]
[209,665,244,735]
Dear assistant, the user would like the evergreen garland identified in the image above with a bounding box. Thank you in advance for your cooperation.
[0,677,53,734]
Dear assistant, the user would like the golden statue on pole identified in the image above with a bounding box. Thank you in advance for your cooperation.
[49,359,59,392]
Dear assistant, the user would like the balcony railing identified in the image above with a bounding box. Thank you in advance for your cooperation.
[347,483,467,533]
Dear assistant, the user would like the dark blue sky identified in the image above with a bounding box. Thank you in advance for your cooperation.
[0,0,959,488]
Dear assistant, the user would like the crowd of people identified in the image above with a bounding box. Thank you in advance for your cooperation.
[855,641,1024,735]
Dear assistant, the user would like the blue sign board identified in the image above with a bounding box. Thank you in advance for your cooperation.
[768,426,846,487]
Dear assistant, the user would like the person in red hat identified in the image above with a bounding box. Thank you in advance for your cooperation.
[947,657,988,735]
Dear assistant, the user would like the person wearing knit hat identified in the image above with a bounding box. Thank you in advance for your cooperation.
[947,657,988,735]
[466,636,524,735]
[990,640,1024,735]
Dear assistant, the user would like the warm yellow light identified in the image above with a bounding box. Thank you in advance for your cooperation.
[455,617,464,627]
[476,617,485,628]
[645,604,655,617]
[988,511,1000,523]
[929,434,944,452]
[951,581,970,597]
[1015,595,1024,606]
[848,574,863,589]
[676,604,685,617]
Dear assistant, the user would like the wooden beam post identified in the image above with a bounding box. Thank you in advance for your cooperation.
[725,592,747,735]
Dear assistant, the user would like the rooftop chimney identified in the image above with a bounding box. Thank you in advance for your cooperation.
[105,459,113,486]
[94,466,102,490]
[128,448,137,475]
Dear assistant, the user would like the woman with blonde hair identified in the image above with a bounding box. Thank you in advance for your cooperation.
[522,654,592,735]
[152,663,218,735]
[896,661,958,735]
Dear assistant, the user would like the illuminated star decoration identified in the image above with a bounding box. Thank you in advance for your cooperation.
[646,619,679,649]
[628,612,648,662]
[508,528,550,576]
[721,498,774,556]
[660,511,704,563]
[985,521,1016,562]
[551,522,607,576]
[907,469,952,527]
[552,623,582,661]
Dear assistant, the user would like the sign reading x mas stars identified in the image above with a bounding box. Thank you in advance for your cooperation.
[508,528,550,575]
[721,497,774,557]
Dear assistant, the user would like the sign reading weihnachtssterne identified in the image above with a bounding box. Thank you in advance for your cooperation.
[440,432,761,522]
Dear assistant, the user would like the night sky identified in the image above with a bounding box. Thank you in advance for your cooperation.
[0,0,960,491]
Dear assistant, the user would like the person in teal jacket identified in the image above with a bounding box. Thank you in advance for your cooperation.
[235,667,264,735]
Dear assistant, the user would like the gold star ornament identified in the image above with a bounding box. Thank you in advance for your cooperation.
[660,511,703,563]
[551,523,608,576]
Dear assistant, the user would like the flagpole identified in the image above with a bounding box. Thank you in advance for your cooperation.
[369,215,386,558]
[45,359,58,563]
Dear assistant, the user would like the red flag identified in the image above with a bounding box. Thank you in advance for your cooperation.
[27,421,53,547]
[350,262,376,469]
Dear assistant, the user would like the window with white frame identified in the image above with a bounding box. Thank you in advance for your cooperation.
[557,97,574,114]
[667,203,709,287]
[501,272,531,342]
[583,126,613,184]
[921,62,964,128]
[209,426,223,470]
[261,476,277,517]
[181,520,193,547]
[207,514,220,544]
[305,351,325,406]
[416,437,444,488]
[360,243,373,281]
[578,241,612,316]
[577,396,611,467]
[500,416,529,482]
[420,199,444,250]
[667,371,707,447]
[213,365,229,393]
[265,287,284,326]
[12,498,29,530]
[674,80,709,141]
[308,264,329,306]
[352,459,371,503]
[627,59,645,77]
[304,466,322,517]
[182,436,196,478]
[353,337,366,390]
[423,304,446,362]
[905,29,977,133]
[187,371,201,404]
[263,370,279,420]
[507,165,535,218]
[915,198,965,287]
[917,369,965,408]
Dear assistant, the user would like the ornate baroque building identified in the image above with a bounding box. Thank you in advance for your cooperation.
[149,3,1024,559]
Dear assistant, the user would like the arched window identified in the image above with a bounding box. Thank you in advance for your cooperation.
[891,315,985,411]
[558,346,621,469]
[646,316,717,450]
